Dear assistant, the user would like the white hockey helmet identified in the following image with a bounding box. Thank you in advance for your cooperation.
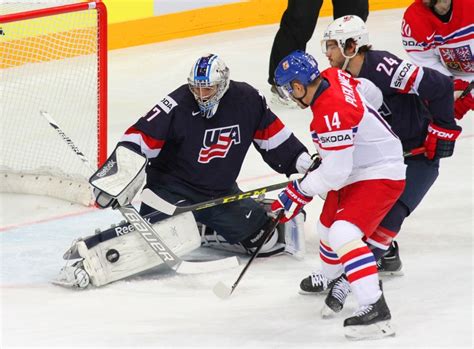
[188,54,230,119]
[322,15,369,58]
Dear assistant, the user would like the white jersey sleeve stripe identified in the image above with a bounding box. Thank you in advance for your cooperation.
[121,133,161,159]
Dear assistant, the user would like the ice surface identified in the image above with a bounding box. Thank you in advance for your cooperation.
[1,9,472,348]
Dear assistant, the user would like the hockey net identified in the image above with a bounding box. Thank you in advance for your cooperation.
[0,1,107,205]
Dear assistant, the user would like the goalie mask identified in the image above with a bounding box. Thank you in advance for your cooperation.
[188,54,230,119]
[322,15,369,69]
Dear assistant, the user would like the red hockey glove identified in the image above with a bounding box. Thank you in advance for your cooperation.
[271,180,312,223]
[424,123,461,160]
[453,79,474,120]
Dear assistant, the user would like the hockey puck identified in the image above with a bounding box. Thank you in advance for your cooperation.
[106,249,120,263]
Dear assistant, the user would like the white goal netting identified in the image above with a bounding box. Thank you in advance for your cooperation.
[0,1,107,205]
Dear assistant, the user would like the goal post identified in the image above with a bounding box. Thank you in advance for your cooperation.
[0,1,107,205]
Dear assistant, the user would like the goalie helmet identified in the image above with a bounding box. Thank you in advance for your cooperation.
[188,54,230,119]
[322,15,369,57]
[274,50,320,98]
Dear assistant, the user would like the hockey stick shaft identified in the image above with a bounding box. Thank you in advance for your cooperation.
[142,147,425,216]
[404,146,425,157]
[40,111,93,170]
[459,80,474,99]
[40,110,95,172]
[141,180,291,216]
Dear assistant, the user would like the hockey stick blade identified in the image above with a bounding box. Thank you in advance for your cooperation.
[141,189,178,215]
[213,211,284,299]
[178,257,240,274]
[213,281,233,299]
[141,180,292,216]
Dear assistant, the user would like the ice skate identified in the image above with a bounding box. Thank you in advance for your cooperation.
[377,241,403,276]
[343,292,395,340]
[53,260,90,289]
[299,271,336,295]
[321,274,351,318]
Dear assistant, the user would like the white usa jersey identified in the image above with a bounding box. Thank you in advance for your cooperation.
[299,68,406,197]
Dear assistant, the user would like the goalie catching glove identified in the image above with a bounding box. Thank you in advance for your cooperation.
[271,180,312,223]
[90,144,147,209]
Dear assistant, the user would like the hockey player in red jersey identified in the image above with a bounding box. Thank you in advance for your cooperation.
[271,50,406,340]
[402,0,474,119]
[303,15,462,314]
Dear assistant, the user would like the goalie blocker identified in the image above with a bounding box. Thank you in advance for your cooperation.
[55,199,305,289]
[90,143,147,209]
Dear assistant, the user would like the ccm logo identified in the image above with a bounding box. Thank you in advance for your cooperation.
[222,189,267,204]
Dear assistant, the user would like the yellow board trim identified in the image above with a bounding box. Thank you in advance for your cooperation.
[108,0,413,50]
[105,0,153,24]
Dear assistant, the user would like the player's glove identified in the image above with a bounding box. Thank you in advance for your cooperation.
[453,79,474,120]
[423,122,461,160]
[271,180,312,223]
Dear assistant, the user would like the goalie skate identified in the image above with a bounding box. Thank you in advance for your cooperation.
[53,260,90,289]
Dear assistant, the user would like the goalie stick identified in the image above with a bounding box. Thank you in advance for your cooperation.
[40,110,239,274]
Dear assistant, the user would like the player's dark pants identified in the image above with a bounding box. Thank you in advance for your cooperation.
[140,182,268,244]
[371,156,440,260]
[268,0,369,84]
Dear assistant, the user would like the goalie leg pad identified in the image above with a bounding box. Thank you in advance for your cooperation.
[200,208,306,259]
[75,212,200,287]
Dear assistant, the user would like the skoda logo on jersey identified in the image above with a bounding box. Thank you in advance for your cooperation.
[157,95,177,114]
[198,125,241,163]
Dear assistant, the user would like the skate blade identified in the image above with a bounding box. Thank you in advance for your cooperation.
[379,270,404,277]
[298,289,330,296]
[321,304,338,319]
[51,278,87,290]
[213,281,233,299]
[344,320,396,340]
